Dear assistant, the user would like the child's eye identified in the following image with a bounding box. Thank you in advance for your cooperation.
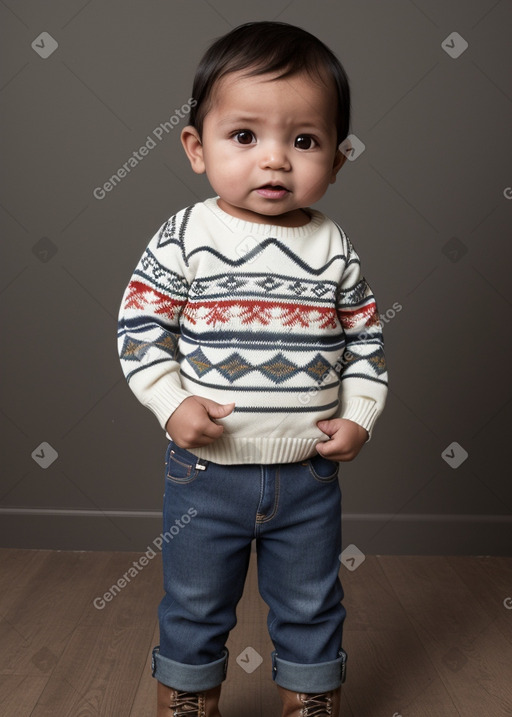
[294,135,316,150]
[233,130,255,145]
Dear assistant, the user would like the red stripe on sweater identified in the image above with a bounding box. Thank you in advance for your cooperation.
[124,280,186,317]
[183,299,338,328]
[338,302,379,329]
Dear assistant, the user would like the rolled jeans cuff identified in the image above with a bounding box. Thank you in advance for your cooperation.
[152,646,229,692]
[271,649,347,692]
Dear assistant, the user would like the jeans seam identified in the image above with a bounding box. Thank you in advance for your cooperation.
[256,468,280,524]
[308,461,339,483]
[166,454,200,484]
[254,465,265,531]
[306,458,340,483]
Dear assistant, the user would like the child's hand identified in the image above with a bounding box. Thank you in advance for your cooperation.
[315,418,368,462]
[166,396,235,449]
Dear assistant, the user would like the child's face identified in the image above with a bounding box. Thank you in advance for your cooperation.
[181,69,346,227]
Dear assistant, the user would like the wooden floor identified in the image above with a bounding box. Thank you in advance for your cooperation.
[0,549,511,716]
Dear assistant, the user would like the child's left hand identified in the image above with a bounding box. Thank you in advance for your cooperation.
[315,418,368,462]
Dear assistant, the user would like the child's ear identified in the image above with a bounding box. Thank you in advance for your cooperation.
[181,126,206,174]
[329,149,347,184]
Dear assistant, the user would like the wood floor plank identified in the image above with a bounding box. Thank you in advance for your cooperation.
[342,628,460,716]
[0,674,49,716]
[342,555,411,631]
[379,556,512,716]
[448,556,512,645]
[0,550,57,642]
[0,551,116,677]
[414,621,512,716]
[1,550,160,716]
[28,553,163,716]
[79,551,161,628]
[378,556,495,639]
[29,624,152,717]
[129,621,159,717]
[340,557,460,715]
[0,549,44,605]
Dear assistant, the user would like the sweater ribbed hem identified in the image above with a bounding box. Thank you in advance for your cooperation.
[192,436,321,465]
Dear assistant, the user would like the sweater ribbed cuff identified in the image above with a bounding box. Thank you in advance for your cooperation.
[338,397,380,440]
[147,384,193,429]
[128,371,193,430]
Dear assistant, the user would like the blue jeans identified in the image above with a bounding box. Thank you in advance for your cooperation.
[151,441,347,693]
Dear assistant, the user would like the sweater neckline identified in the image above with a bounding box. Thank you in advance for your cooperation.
[203,197,325,239]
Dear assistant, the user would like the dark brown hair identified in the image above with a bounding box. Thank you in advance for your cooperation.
[188,21,351,145]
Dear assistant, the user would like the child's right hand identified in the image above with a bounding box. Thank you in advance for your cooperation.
[165,396,235,449]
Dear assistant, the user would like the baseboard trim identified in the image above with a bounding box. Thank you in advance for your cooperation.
[0,507,162,519]
[0,509,510,554]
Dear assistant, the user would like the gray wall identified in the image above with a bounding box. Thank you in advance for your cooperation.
[1,0,511,554]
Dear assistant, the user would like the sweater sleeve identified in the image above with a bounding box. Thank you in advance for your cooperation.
[117,218,194,429]
[335,233,388,438]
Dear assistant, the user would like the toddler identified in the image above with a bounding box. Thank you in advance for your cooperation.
[118,20,387,717]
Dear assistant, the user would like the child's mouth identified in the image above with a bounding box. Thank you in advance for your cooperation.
[255,185,289,199]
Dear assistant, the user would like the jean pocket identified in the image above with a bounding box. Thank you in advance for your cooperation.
[165,442,202,484]
[307,453,340,483]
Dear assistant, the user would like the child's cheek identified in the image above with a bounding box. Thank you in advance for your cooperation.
[219,168,243,195]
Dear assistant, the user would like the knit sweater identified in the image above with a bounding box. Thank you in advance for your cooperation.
[118,197,387,464]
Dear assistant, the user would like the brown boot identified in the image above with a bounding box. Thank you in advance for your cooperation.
[277,685,341,716]
[157,682,222,716]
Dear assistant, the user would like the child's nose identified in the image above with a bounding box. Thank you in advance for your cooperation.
[259,143,291,171]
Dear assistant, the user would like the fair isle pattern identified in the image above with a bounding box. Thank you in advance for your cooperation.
[184,348,348,385]
[183,300,339,329]
[117,198,388,463]
[124,280,185,320]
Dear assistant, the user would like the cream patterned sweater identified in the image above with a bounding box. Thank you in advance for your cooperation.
[118,198,387,464]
